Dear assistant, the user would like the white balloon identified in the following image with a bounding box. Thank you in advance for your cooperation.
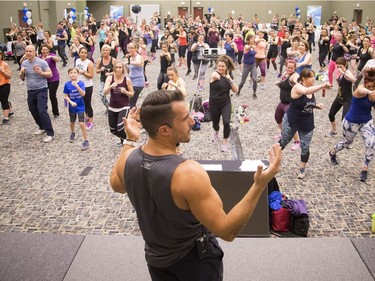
[84,10,88,15]
[298,15,301,19]
[68,18,73,24]
[69,11,74,17]
[84,15,88,20]
[26,11,32,18]
[27,18,32,25]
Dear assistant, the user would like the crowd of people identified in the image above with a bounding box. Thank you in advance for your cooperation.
[1,7,375,281]
[1,10,375,168]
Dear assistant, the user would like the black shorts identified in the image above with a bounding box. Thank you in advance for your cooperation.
[147,235,223,281]
[69,112,85,123]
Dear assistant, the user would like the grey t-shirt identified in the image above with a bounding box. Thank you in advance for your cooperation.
[21,57,50,91]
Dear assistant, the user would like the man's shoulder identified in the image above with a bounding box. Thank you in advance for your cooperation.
[175,159,206,176]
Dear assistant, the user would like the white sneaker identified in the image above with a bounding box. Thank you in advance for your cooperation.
[43,135,54,143]
[211,133,220,142]
[34,129,45,135]
[221,143,229,152]
[298,171,306,179]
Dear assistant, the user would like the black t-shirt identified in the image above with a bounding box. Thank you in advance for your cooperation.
[209,72,231,104]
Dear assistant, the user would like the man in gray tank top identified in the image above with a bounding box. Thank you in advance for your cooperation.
[110,90,282,280]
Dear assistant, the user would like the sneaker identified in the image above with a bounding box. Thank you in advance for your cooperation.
[86,122,94,130]
[290,141,300,151]
[253,93,257,99]
[34,129,45,135]
[8,111,14,118]
[297,171,306,179]
[221,143,229,152]
[186,69,191,75]
[81,140,89,151]
[53,114,59,118]
[2,119,10,125]
[69,132,76,143]
[43,135,54,143]
[277,73,282,78]
[325,131,338,137]
[211,133,220,142]
[329,150,338,165]
[116,138,123,146]
[360,170,368,182]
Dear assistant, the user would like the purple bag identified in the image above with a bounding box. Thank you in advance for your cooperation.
[282,199,308,216]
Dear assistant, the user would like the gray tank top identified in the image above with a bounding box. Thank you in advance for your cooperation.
[125,148,202,267]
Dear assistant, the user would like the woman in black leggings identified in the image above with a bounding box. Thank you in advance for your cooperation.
[327,57,356,136]
[103,62,134,144]
[209,55,238,152]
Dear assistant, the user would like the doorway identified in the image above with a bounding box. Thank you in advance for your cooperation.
[353,9,362,24]
[178,7,188,19]
[193,7,203,21]
[18,10,32,28]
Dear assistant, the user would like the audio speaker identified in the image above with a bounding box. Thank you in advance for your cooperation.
[132,5,141,14]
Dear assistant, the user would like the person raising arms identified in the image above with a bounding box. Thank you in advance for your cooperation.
[110,89,282,281]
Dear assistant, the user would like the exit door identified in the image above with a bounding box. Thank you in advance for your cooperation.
[193,7,203,21]
[353,9,362,24]
[178,7,188,18]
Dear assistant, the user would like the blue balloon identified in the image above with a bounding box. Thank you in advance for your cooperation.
[72,15,76,20]
[23,7,28,15]
[72,7,76,12]
[23,15,28,22]
[85,7,89,10]
[87,13,90,17]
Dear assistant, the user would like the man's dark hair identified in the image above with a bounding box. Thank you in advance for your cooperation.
[140,90,185,138]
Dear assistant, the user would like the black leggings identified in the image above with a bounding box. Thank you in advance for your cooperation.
[328,97,351,122]
[108,107,130,140]
[83,86,93,118]
[143,60,148,82]
[130,86,143,108]
[47,80,59,116]
[210,100,231,139]
[0,83,10,110]
[319,51,328,67]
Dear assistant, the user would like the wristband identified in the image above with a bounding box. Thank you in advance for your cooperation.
[123,139,138,147]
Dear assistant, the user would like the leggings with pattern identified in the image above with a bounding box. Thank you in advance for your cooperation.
[332,119,375,166]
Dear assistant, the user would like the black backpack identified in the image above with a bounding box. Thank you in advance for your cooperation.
[290,214,310,237]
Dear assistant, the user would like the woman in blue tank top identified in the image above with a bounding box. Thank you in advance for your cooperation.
[296,40,313,74]
[329,70,375,182]
[237,35,258,99]
[279,68,332,179]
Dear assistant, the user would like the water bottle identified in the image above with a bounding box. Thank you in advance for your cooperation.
[240,113,245,124]
[372,213,375,233]
[64,99,68,107]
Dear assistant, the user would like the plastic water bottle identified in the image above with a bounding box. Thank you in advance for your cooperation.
[372,213,375,233]
[64,99,68,107]
[240,113,245,124]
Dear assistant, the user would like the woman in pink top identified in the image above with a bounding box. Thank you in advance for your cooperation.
[138,37,149,88]
[255,31,267,89]
[234,28,244,73]
[370,27,375,49]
